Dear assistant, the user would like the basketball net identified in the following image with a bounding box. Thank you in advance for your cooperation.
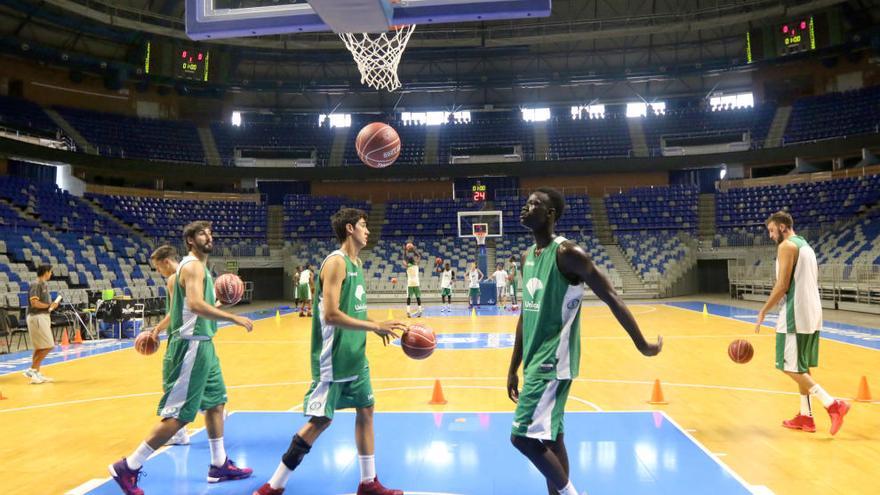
[474,232,487,247]
[339,24,415,92]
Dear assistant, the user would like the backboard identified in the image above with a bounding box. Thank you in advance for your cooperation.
[185,0,552,40]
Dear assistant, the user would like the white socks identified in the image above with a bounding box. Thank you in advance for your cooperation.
[800,394,812,417]
[810,384,834,408]
[558,480,578,495]
[209,437,226,467]
[359,455,376,482]
[126,442,155,470]
[269,462,293,490]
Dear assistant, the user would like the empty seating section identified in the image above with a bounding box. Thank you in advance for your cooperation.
[547,115,631,159]
[0,95,56,134]
[210,117,335,166]
[642,105,776,154]
[55,107,205,163]
[438,117,534,165]
[618,231,691,283]
[87,194,268,256]
[605,185,698,232]
[283,195,371,238]
[813,210,880,266]
[785,86,880,144]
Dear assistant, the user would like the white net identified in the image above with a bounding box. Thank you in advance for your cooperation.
[339,24,415,92]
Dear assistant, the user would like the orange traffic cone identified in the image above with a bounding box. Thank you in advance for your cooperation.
[60,329,70,346]
[856,376,872,402]
[647,379,668,405]
[429,379,448,405]
[0,390,7,400]
[74,327,84,344]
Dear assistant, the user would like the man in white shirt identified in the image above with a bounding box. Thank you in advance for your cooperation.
[491,263,509,308]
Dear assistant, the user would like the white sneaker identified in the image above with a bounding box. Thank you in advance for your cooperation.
[35,372,53,383]
[23,368,36,380]
[167,428,190,446]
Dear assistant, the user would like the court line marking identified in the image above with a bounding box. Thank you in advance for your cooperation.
[663,303,880,352]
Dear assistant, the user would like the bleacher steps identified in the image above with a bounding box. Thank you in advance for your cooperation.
[328,127,350,167]
[43,108,96,154]
[605,244,657,297]
[698,193,716,243]
[626,119,649,158]
[197,127,223,166]
[765,106,792,148]
[267,205,284,249]
[365,203,386,250]
[533,122,549,161]
[424,126,440,165]
[589,198,615,245]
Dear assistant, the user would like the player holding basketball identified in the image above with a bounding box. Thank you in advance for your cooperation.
[253,208,408,495]
[109,221,255,495]
[403,244,423,317]
[439,261,455,312]
[507,188,662,495]
[755,211,849,435]
[466,262,484,308]
[297,264,314,317]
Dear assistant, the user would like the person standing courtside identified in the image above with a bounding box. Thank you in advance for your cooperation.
[23,265,58,384]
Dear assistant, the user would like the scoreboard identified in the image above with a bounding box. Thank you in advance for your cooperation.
[175,47,210,82]
[746,10,840,63]
[141,40,218,82]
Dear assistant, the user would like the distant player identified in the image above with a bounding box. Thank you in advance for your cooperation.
[508,254,521,308]
[297,264,314,317]
[439,261,455,312]
[491,262,509,308]
[292,265,302,307]
[402,244,423,318]
[253,208,407,495]
[508,188,662,495]
[466,262,484,309]
[109,221,255,495]
[755,211,849,435]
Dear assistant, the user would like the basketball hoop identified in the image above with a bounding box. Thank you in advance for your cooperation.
[339,24,415,92]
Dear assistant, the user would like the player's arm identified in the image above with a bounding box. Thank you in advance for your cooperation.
[507,312,524,403]
[558,241,662,356]
[755,241,798,333]
[180,262,253,331]
[150,274,176,339]
[309,271,315,296]
[320,255,406,344]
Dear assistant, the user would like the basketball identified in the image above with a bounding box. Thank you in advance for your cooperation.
[356,122,400,169]
[134,331,159,356]
[728,339,754,364]
[435,256,443,266]
[405,242,415,251]
[215,273,245,305]
[401,324,436,360]
[391,277,398,284]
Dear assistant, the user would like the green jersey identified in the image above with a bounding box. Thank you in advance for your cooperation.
[521,236,583,379]
[311,250,369,382]
[171,255,218,340]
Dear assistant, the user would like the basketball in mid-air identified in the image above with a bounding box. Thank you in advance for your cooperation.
[356,122,400,169]
[405,242,415,252]
[401,324,436,360]
[215,273,245,305]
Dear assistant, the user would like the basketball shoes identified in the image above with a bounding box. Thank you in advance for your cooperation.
[357,477,403,495]
[782,414,816,433]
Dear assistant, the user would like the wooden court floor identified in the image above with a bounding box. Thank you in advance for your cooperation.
[0,302,877,495]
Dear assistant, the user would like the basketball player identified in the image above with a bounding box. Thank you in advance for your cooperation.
[755,211,849,435]
[146,245,189,446]
[297,264,314,317]
[109,221,255,495]
[253,208,408,495]
[491,262,509,308]
[508,254,520,308]
[466,262,484,309]
[439,261,455,312]
[402,245,423,317]
[508,187,662,495]
[292,265,302,307]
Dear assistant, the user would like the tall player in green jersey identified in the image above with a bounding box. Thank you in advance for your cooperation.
[109,221,255,495]
[755,211,849,435]
[507,188,663,495]
[254,208,408,495]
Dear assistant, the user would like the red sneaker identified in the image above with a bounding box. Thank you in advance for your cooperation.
[357,477,403,495]
[253,483,284,495]
[826,399,850,436]
[782,414,816,432]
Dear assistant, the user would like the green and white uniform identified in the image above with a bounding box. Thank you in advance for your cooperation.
[508,262,520,299]
[775,235,822,373]
[440,268,454,297]
[297,269,312,301]
[406,263,421,298]
[512,237,583,440]
[158,255,226,423]
[468,269,481,299]
[303,250,374,419]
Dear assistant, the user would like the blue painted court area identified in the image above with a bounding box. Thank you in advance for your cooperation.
[83,411,751,495]
[666,301,880,350]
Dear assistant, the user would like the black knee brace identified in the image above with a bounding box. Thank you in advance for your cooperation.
[281,434,312,471]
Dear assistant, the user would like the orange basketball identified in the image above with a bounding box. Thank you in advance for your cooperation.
[215,273,244,305]
[134,331,159,356]
[728,339,754,364]
[391,277,398,284]
[356,122,400,169]
[401,324,436,360]
[405,242,415,251]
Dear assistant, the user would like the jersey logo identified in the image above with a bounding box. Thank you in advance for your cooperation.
[526,278,544,298]
[348,272,359,278]
[355,285,365,301]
